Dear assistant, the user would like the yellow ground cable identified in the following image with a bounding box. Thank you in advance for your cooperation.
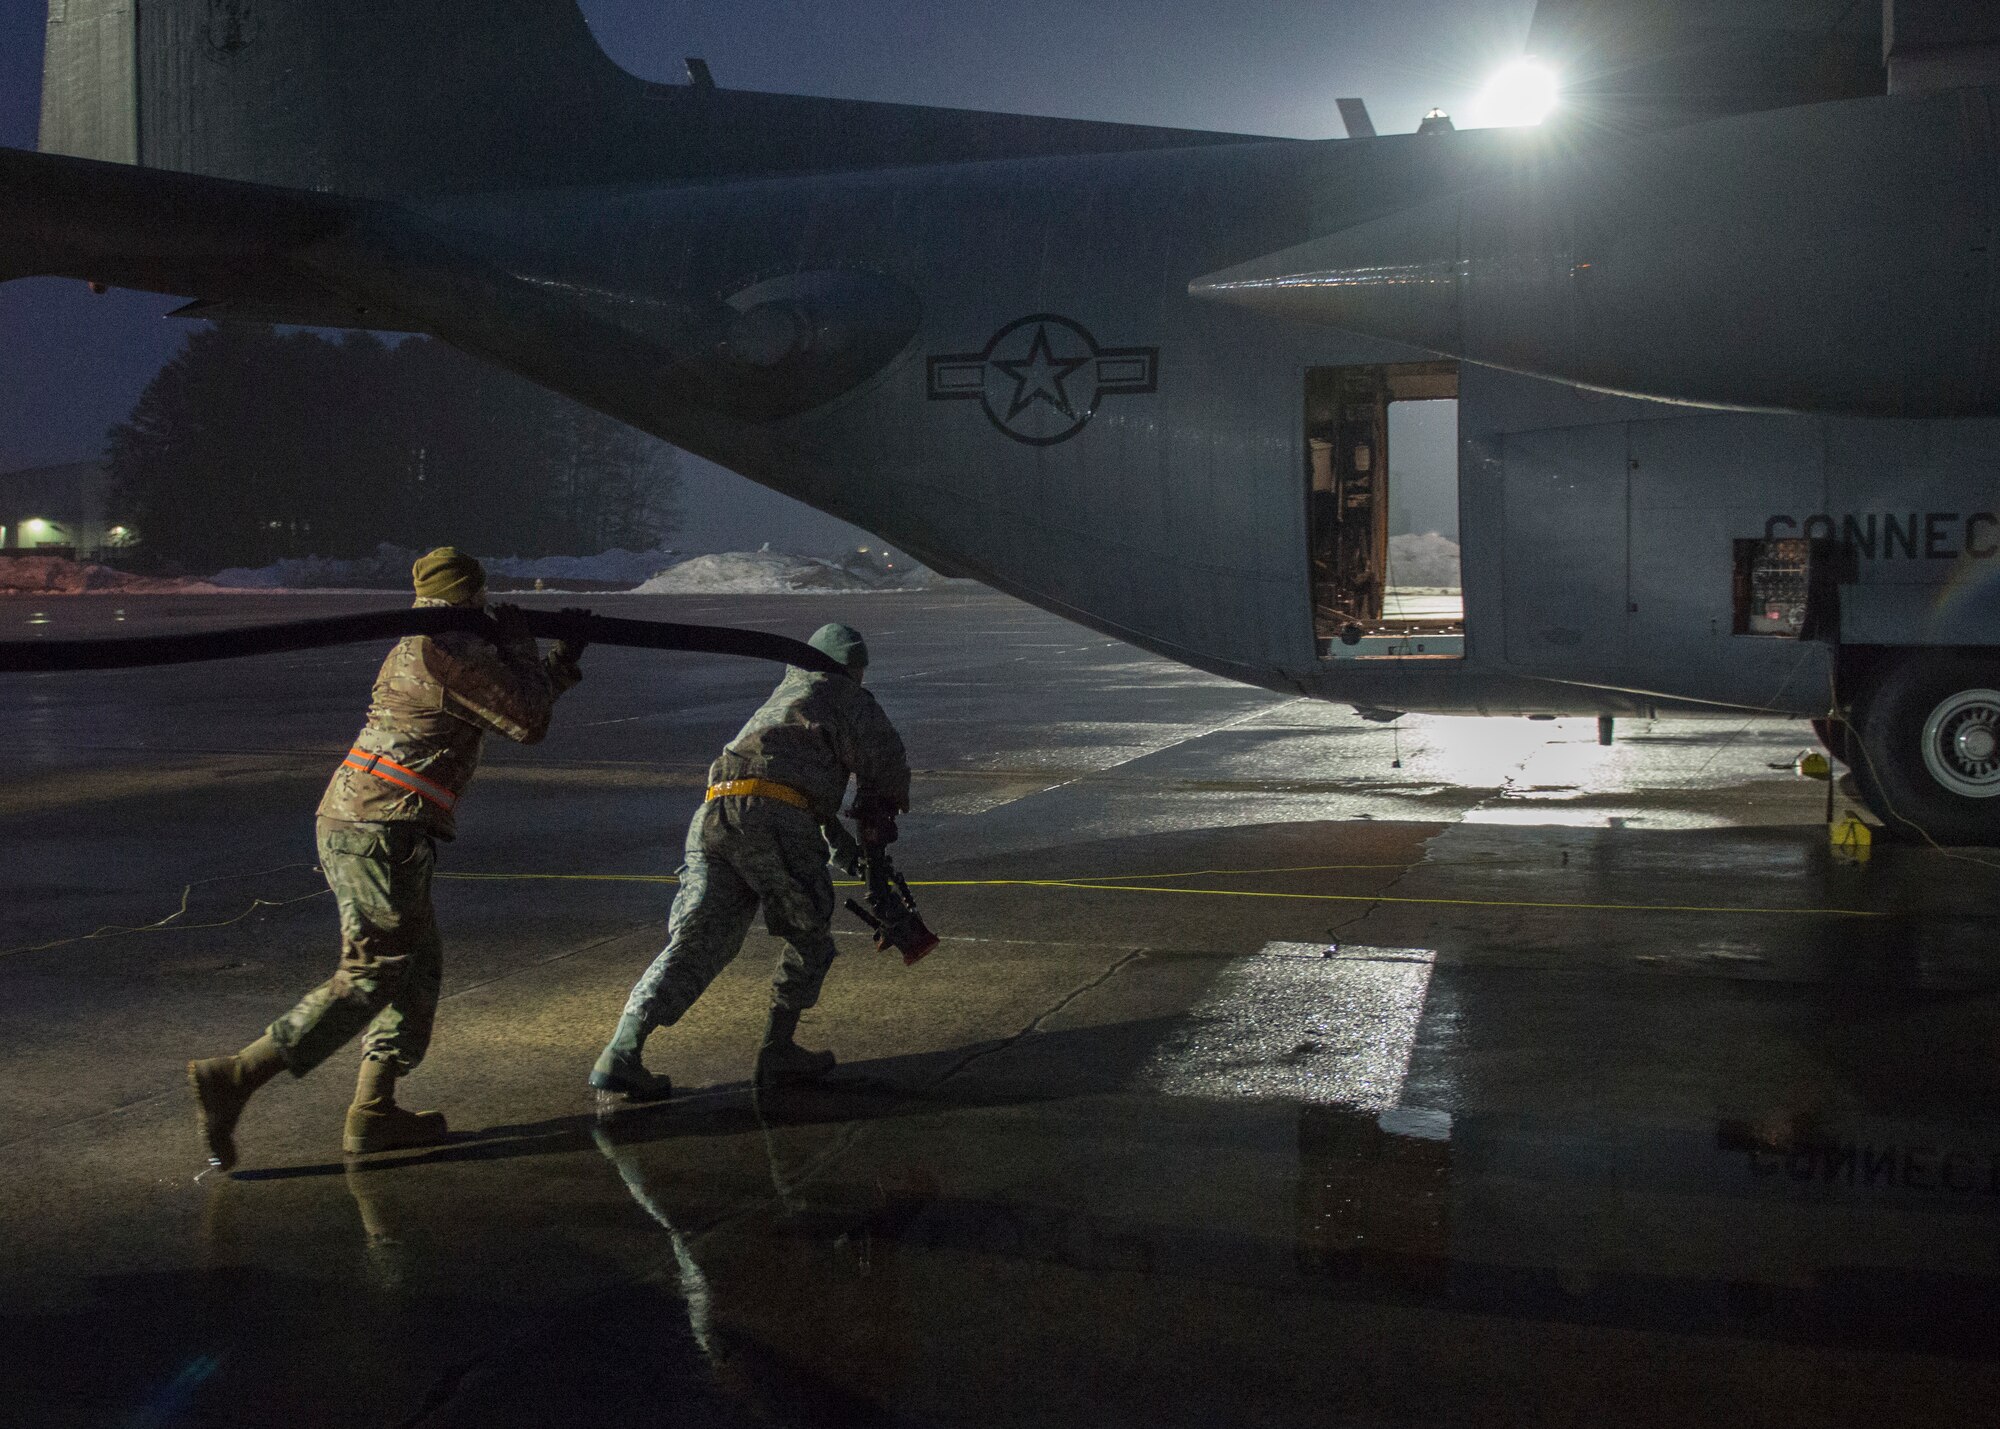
[438,860,1417,886]
[443,871,681,883]
[0,857,1883,964]
[436,870,1878,918]
[1055,862,1419,881]
[906,878,1877,918]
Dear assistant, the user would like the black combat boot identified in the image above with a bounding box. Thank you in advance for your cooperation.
[589,1015,673,1101]
[753,1006,836,1088]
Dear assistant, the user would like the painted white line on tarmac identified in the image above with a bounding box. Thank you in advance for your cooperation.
[1136,941,1437,1113]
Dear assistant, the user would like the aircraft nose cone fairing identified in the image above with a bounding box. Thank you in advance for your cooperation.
[1192,86,2000,420]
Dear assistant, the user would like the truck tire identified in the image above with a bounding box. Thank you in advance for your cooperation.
[1849,653,2000,845]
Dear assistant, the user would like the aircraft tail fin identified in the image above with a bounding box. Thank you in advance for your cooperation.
[40,0,1255,199]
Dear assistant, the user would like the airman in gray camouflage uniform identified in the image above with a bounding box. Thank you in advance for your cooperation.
[187,548,584,1169]
[590,622,909,1099]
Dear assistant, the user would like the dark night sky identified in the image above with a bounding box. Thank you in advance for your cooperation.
[0,0,1532,551]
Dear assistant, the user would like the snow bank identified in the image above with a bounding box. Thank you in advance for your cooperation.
[1388,532,1461,588]
[210,542,680,590]
[204,542,962,594]
[628,544,972,588]
[209,553,394,590]
[633,551,877,595]
[0,555,235,596]
[634,548,972,595]
[482,548,678,585]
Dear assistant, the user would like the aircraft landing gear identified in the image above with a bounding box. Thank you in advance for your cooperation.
[1809,716,1855,767]
[1847,653,2000,845]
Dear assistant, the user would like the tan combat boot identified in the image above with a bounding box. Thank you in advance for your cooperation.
[342,1058,448,1155]
[753,1006,836,1088]
[186,1033,287,1171]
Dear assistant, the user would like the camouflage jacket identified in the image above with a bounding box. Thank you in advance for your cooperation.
[708,666,910,822]
[317,606,581,840]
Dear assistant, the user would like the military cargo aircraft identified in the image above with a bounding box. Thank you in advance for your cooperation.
[6,0,2000,839]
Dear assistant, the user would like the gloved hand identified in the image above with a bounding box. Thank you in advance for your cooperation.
[552,606,592,666]
[850,793,900,847]
[822,818,863,876]
[487,601,534,644]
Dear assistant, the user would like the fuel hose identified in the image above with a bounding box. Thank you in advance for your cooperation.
[0,607,845,675]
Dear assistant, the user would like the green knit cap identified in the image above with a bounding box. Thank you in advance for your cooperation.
[807,622,867,671]
[411,547,485,604]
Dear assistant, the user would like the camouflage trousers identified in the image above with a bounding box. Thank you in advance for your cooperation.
[268,818,444,1075]
[621,796,840,1028]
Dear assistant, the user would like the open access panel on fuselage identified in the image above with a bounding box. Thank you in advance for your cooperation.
[1306,361,1463,662]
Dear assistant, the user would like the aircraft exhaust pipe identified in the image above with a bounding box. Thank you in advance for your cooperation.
[1190,87,2000,419]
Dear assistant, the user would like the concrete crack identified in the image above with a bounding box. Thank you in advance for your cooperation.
[1322,852,1426,942]
[932,948,1148,1086]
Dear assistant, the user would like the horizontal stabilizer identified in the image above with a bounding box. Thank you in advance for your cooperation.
[0,145,365,315]
[166,298,420,333]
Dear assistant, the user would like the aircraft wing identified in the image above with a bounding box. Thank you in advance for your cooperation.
[1528,0,1884,130]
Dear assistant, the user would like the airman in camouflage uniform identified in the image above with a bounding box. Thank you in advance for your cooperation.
[187,548,584,1169]
[590,622,909,1099]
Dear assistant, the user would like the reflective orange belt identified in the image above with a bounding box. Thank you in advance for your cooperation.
[342,747,459,812]
[705,778,812,812]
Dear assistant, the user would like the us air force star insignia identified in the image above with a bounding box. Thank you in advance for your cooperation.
[926,314,1159,446]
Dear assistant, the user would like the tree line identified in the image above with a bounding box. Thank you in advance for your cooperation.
[107,326,680,571]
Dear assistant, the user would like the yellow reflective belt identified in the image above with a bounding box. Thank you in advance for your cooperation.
[705,778,812,811]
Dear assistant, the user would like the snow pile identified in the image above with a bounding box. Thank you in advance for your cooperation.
[205,542,961,594]
[482,548,677,585]
[211,542,680,590]
[0,554,234,595]
[209,545,409,590]
[634,547,969,595]
[1388,532,1461,588]
[633,551,878,595]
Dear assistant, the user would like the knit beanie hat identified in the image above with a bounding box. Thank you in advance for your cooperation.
[411,547,485,605]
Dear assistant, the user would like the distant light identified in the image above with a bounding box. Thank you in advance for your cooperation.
[1469,58,1558,129]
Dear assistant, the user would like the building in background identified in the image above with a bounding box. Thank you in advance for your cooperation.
[0,461,129,559]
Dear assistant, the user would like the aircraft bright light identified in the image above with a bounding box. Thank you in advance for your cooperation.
[1469,59,1557,129]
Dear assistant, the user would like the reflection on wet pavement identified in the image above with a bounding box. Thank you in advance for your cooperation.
[1138,943,1438,1108]
[2,592,1997,1425]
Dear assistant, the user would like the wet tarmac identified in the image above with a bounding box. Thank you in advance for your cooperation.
[2,589,1996,1427]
